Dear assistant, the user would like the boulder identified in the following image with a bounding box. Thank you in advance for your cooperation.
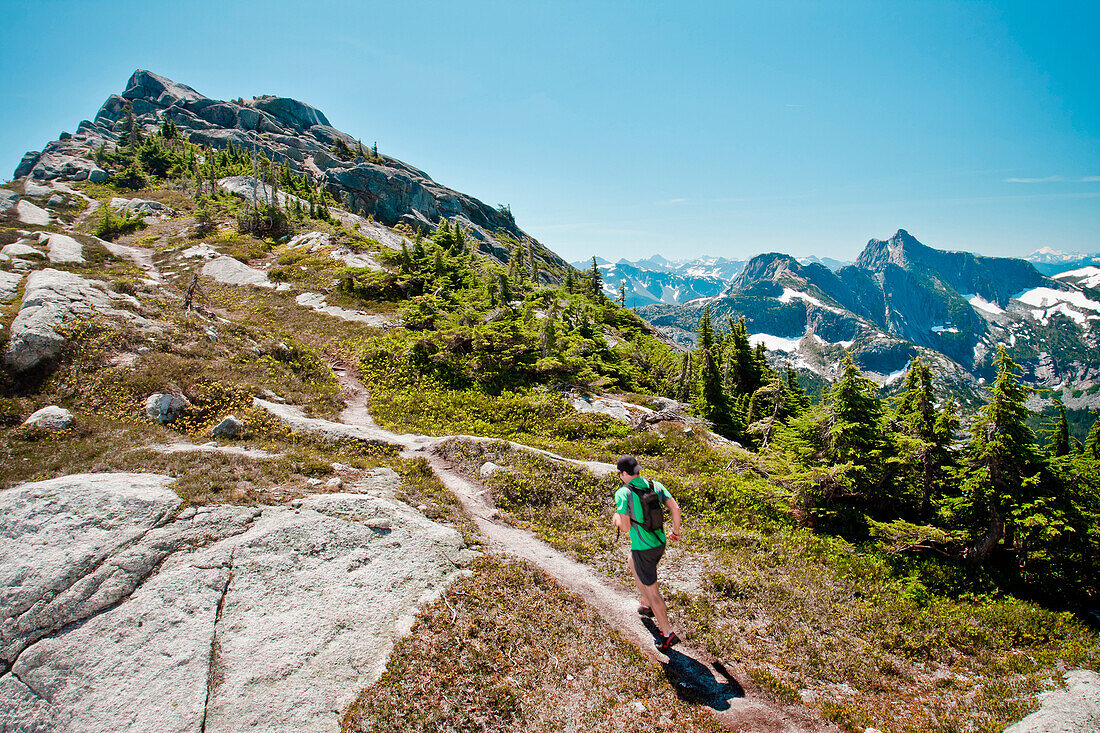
[4,268,145,373]
[211,415,243,438]
[145,393,190,424]
[0,271,22,303]
[15,200,50,226]
[27,151,107,184]
[46,193,65,207]
[0,188,17,214]
[21,406,74,431]
[249,96,331,131]
[109,196,176,218]
[1,242,45,259]
[201,255,273,288]
[23,180,53,198]
[480,461,503,478]
[13,152,40,179]
[43,233,84,264]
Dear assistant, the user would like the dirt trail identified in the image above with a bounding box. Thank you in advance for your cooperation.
[332,370,837,733]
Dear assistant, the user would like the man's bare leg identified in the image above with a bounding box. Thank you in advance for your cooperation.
[627,551,672,635]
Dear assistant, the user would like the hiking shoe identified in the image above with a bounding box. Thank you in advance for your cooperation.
[637,604,654,618]
[656,631,680,652]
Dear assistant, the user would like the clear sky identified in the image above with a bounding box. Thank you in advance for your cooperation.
[1,1,1096,262]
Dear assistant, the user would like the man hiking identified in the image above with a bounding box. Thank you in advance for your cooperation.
[612,454,682,652]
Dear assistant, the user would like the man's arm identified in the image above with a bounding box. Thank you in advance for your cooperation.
[665,496,682,541]
[612,509,631,532]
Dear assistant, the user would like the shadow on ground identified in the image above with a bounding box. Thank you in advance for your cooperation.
[643,618,745,710]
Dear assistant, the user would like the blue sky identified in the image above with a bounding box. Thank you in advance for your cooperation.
[1,1,1096,262]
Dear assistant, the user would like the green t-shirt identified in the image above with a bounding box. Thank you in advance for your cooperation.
[615,477,672,551]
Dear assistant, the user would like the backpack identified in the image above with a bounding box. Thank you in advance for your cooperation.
[627,479,665,534]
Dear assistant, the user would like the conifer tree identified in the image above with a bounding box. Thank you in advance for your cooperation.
[697,305,730,431]
[1047,400,1071,458]
[564,267,577,292]
[618,281,627,307]
[824,354,891,510]
[956,347,1042,563]
[1084,413,1100,460]
[893,357,958,518]
[675,352,694,403]
[588,257,603,299]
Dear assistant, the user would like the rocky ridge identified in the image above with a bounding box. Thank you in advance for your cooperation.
[15,69,567,274]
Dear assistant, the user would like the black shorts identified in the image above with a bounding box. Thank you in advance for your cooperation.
[631,545,666,587]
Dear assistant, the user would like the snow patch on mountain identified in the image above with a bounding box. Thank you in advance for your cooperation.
[966,294,1005,316]
[1013,287,1100,325]
[1055,266,1100,290]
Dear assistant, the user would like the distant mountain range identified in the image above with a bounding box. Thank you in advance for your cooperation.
[1022,247,1100,275]
[569,254,853,307]
[637,230,1100,413]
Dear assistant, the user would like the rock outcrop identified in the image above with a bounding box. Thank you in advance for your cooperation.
[1002,670,1100,733]
[4,268,146,372]
[201,256,274,288]
[0,471,466,733]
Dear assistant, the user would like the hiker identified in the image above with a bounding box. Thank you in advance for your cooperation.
[612,454,682,652]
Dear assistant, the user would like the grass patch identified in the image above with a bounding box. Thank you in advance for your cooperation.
[342,555,724,733]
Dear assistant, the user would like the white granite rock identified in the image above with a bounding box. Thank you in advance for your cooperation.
[0,472,465,733]
[4,269,145,372]
[43,233,84,264]
[21,405,74,431]
[145,393,191,424]
[202,256,273,287]
[1003,670,1100,733]
[0,271,22,303]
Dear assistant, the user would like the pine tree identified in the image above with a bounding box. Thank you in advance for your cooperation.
[957,347,1042,564]
[1047,400,1071,458]
[618,281,627,307]
[825,354,891,509]
[676,352,694,403]
[564,268,577,292]
[893,357,957,518]
[588,257,602,299]
[697,305,730,431]
[1084,412,1100,460]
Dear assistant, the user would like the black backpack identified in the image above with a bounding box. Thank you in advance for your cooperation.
[627,479,665,533]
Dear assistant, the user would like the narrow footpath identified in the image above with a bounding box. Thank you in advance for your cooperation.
[325,368,838,733]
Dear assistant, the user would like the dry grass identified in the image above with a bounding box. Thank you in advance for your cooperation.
[342,554,725,733]
[433,438,1100,733]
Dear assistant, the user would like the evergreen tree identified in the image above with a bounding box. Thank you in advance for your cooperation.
[824,354,892,511]
[618,280,627,307]
[893,357,958,518]
[564,267,577,292]
[499,272,513,303]
[1084,412,1100,460]
[955,347,1043,564]
[1047,400,1071,458]
[675,352,694,403]
[696,305,730,431]
[588,257,603,299]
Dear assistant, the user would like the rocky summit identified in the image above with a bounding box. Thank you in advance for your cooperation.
[16,69,565,270]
